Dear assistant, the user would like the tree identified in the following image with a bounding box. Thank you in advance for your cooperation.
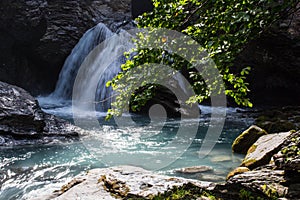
[107,0,298,118]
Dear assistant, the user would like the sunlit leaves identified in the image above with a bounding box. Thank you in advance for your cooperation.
[107,0,297,118]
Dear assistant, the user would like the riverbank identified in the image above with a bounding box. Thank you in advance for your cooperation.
[44,130,300,200]
[1,81,300,199]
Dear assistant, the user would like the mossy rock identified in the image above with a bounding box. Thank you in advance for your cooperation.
[241,132,292,169]
[232,125,268,154]
[226,167,250,180]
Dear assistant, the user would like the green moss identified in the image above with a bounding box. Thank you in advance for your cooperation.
[280,134,300,164]
[239,189,267,200]
[261,184,281,200]
[140,183,221,200]
[232,125,267,154]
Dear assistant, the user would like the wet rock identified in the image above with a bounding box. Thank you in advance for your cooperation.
[176,166,214,174]
[46,166,215,199]
[232,125,267,154]
[241,132,292,169]
[0,81,80,145]
[210,155,233,163]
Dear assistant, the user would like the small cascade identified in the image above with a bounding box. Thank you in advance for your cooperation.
[51,23,114,100]
[49,22,191,113]
[73,29,133,112]
[50,22,134,112]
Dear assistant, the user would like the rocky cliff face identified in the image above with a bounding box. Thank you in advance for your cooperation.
[0,0,132,95]
[236,4,300,106]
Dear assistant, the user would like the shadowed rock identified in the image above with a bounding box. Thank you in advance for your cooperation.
[232,125,268,154]
[0,81,81,146]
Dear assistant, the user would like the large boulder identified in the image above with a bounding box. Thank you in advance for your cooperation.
[40,166,215,200]
[232,125,268,154]
[241,131,292,169]
[0,81,80,145]
[0,0,132,95]
[222,130,300,200]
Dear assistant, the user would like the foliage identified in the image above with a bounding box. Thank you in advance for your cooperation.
[107,0,298,117]
[146,183,219,200]
[239,189,269,200]
[261,184,280,200]
[281,133,300,163]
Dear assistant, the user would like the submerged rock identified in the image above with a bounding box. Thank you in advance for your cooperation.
[0,81,80,145]
[45,166,215,199]
[232,125,268,154]
[175,166,214,174]
[210,155,233,163]
[241,131,292,169]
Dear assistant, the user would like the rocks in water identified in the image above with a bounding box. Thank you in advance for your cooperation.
[232,125,267,154]
[175,166,213,174]
[210,155,233,163]
[255,107,300,133]
[223,131,300,200]
[0,81,80,145]
[223,163,300,200]
[241,131,292,169]
[46,166,215,199]
[43,129,300,199]
[226,167,250,180]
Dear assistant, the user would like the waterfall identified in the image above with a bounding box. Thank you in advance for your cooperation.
[49,22,191,113]
[50,23,134,112]
[51,23,114,100]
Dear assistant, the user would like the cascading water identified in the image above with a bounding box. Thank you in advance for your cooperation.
[49,23,133,112]
[48,22,192,114]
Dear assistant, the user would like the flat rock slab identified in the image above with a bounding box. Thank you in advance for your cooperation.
[45,166,215,200]
[242,132,292,169]
[224,168,288,198]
